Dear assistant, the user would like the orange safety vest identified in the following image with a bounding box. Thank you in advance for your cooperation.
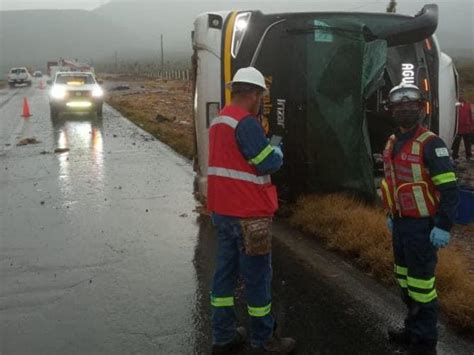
[207,105,278,217]
[381,126,440,218]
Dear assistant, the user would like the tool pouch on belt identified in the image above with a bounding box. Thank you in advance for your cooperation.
[240,217,272,256]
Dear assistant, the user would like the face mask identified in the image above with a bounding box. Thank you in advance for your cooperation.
[392,104,424,129]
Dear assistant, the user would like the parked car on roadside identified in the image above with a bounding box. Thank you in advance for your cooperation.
[33,71,43,78]
[7,67,32,87]
[48,71,104,120]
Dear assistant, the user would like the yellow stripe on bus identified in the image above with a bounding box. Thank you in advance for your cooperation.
[224,11,237,105]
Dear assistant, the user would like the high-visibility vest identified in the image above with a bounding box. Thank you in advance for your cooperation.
[381,126,439,218]
[207,105,278,217]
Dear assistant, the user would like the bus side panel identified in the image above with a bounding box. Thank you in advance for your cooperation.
[438,53,457,149]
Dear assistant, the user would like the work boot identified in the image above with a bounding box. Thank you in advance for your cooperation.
[212,327,247,354]
[407,343,437,355]
[387,327,410,346]
[260,334,296,353]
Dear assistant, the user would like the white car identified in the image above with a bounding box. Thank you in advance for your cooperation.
[48,71,104,120]
[7,67,32,87]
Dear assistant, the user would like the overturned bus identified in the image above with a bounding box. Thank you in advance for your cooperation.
[192,4,459,201]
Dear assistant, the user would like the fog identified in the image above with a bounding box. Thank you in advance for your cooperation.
[0,0,472,74]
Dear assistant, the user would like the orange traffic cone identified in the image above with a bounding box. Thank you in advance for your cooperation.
[22,97,31,118]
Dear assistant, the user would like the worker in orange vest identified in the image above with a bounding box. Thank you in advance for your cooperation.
[381,83,459,355]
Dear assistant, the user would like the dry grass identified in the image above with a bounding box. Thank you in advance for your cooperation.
[0,80,6,89]
[106,80,194,159]
[290,193,474,334]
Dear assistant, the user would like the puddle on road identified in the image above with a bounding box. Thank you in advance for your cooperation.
[52,116,105,202]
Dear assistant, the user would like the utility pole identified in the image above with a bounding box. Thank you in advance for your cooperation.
[387,0,397,13]
[160,34,164,72]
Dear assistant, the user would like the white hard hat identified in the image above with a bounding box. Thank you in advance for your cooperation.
[227,67,267,92]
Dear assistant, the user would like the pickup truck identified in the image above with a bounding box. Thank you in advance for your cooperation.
[8,67,32,87]
[48,71,104,119]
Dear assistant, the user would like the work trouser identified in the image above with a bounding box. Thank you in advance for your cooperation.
[211,219,274,347]
[392,217,438,347]
[452,134,472,159]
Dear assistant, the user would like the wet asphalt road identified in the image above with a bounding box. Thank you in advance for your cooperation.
[1,82,472,355]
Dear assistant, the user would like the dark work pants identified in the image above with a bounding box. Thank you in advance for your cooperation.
[211,220,274,347]
[392,217,438,347]
[452,134,472,159]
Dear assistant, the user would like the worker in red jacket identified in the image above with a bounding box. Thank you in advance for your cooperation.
[452,93,473,161]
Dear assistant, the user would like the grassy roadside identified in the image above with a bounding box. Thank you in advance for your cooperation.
[105,77,194,159]
[290,194,474,334]
[0,80,7,89]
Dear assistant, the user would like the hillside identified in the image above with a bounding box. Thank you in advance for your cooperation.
[0,2,471,74]
[0,9,153,74]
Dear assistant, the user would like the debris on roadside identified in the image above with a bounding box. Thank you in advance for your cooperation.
[109,83,130,91]
[54,148,70,154]
[40,151,51,155]
[17,137,40,146]
[179,213,188,218]
[155,113,172,123]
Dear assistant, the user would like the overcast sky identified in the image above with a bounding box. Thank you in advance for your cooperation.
[1,0,473,15]
[0,0,109,11]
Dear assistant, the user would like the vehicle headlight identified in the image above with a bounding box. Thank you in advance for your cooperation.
[231,12,251,59]
[51,86,66,99]
[92,86,104,98]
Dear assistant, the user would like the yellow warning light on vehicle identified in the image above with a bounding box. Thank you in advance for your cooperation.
[66,101,92,108]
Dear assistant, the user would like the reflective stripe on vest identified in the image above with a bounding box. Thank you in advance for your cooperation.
[411,164,423,181]
[411,141,421,155]
[416,131,435,143]
[381,179,394,212]
[208,167,271,185]
[412,185,429,217]
[210,115,239,129]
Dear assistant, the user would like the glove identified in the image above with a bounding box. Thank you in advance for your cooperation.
[430,227,450,248]
[273,146,283,159]
[386,217,393,234]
